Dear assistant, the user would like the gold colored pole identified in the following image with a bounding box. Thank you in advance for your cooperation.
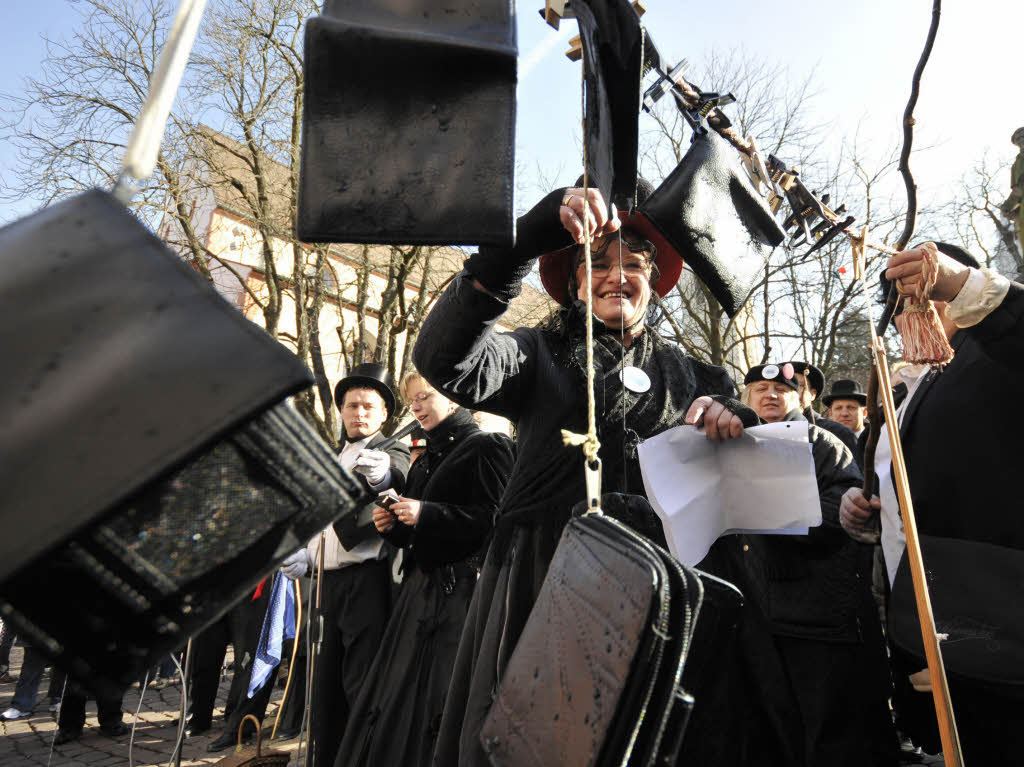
[270,577,302,740]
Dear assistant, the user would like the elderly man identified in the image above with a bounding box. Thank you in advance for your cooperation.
[740,363,896,767]
[822,379,868,438]
[278,363,410,767]
[840,241,1024,764]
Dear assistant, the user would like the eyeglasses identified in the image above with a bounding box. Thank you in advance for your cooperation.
[408,390,436,404]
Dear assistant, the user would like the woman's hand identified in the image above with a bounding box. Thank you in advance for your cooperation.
[885,242,970,302]
[684,396,745,442]
[559,187,621,244]
[391,498,423,527]
[372,506,394,533]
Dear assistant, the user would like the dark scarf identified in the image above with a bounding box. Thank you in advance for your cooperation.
[406,407,479,494]
[547,301,701,493]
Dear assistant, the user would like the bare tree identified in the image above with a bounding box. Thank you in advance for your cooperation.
[940,152,1022,280]
[1,0,465,443]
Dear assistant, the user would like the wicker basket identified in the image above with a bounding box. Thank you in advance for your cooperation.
[211,715,290,767]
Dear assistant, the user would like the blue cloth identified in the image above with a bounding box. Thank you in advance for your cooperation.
[247,573,296,698]
[10,645,47,712]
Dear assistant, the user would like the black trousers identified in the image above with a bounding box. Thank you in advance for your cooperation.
[776,635,896,767]
[310,560,390,767]
[57,685,123,733]
[188,581,270,730]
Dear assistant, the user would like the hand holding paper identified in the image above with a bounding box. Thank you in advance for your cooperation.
[639,421,821,566]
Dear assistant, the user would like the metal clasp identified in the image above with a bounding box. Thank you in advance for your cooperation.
[584,458,602,515]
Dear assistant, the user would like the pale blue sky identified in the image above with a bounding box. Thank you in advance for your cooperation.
[0,1,1019,223]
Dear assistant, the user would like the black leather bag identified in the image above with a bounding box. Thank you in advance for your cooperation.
[0,189,365,696]
[639,126,785,317]
[889,535,1024,697]
[297,0,517,246]
[480,511,735,766]
[573,0,643,212]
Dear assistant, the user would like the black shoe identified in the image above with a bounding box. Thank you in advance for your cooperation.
[208,730,251,752]
[99,721,130,738]
[275,726,300,740]
[53,729,82,746]
[185,721,211,737]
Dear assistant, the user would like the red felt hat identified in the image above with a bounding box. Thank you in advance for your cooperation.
[538,209,684,307]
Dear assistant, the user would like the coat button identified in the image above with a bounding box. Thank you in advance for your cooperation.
[742,544,750,552]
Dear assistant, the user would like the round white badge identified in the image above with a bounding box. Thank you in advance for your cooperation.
[762,364,780,379]
[620,366,652,393]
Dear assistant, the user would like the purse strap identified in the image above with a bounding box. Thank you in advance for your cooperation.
[115,0,208,198]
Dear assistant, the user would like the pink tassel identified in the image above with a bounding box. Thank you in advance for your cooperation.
[894,242,954,365]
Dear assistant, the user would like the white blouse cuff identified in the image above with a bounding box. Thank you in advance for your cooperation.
[947,266,1010,328]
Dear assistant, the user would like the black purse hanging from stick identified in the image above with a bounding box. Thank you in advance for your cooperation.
[0,0,365,698]
[640,121,786,318]
[480,496,743,767]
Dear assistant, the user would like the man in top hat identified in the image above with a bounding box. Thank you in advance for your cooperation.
[823,379,868,439]
[785,360,859,458]
[279,362,410,767]
[740,363,897,766]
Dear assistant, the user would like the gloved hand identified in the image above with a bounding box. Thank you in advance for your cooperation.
[280,548,310,580]
[353,449,391,486]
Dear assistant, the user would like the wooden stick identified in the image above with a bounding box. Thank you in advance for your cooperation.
[868,336,964,766]
[270,577,303,740]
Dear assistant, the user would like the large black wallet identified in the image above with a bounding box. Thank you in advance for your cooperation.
[480,511,741,766]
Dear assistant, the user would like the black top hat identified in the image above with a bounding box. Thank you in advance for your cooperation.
[744,363,799,392]
[333,362,398,418]
[784,361,824,397]
[822,379,867,407]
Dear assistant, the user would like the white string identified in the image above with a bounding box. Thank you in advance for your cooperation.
[119,0,208,185]
[46,676,68,767]
[166,653,188,767]
[129,670,150,767]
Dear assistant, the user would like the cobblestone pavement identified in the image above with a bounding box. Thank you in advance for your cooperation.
[1,645,950,766]
[0,645,303,767]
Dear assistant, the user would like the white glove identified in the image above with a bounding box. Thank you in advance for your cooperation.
[353,449,391,487]
[280,548,310,580]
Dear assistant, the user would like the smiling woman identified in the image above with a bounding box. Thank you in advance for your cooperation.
[412,179,762,766]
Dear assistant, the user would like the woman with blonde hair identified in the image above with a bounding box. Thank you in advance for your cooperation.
[332,370,513,767]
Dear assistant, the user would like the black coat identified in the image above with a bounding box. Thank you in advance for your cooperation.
[333,408,513,767]
[804,407,860,467]
[415,274,736,767]
[332,431,411,549]
[739,408,866,641]
[859,280,1024,763]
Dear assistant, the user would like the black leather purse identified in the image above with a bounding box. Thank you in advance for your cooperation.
[0,189,365,696]
[480,508,742,766]
[298,0,517,246]
[889,534,1024,698]
[639,125,785,318]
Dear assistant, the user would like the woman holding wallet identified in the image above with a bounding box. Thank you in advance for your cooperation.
[332,371,514,767]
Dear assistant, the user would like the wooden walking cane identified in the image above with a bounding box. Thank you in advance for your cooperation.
[857,3,963,763]
[270,578,302,740]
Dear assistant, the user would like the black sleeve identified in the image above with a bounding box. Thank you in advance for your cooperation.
[463,188,572,302]
[806,425,863,545]
[411,434,514,566]
[413,275,542,421]
[966,280,1024,373]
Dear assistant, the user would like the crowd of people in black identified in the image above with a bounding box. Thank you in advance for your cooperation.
[2,180,1021,767]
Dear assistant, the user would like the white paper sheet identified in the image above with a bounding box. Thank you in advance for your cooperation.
[639,421,822,566]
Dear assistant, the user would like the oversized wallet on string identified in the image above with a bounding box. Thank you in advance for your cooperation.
[480,512,743,767]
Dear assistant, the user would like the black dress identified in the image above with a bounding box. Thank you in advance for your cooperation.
[332,407,513,767]
[414,277,737,767]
